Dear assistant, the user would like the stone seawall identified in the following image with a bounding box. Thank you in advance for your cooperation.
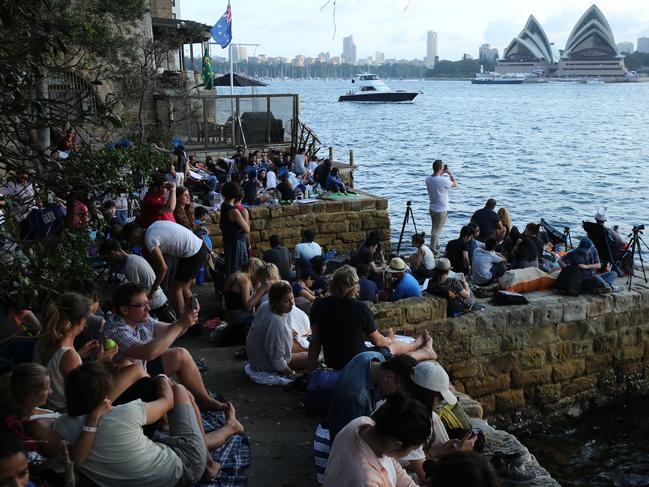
[368,286,649,428]
[206,191,390,256]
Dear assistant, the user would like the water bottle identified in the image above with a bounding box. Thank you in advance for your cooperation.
[196,266,205,286]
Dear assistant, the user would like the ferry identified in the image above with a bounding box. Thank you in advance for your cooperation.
[470,72,526,85]
[338,74,419,102]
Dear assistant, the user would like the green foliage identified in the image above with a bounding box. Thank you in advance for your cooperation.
[0,0,167,309]
[623,52,649,72]
[425,59,495,78]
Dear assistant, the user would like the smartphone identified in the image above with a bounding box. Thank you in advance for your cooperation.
[189,295,199,311]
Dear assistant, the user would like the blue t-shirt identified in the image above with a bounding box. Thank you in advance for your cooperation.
[328,351,385,439]
[392,272,422,300]
[358,277,378,303]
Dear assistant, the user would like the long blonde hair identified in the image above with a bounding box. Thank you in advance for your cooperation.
[0,362,49,419]
[256,263,281,289]
[498,208,512,230]
[37,292,91,365]
[241,257,264,286]
[330,265,359,299]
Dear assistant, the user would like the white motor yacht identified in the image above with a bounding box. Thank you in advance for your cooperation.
[338,74,419,102]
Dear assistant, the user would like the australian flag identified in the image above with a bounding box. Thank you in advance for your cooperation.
[210,3,232,48]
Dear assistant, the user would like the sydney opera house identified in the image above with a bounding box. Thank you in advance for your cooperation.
[495,5,628,80]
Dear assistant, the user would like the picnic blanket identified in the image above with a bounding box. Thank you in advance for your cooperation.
[319,192,359,200]
[154,409,250,487]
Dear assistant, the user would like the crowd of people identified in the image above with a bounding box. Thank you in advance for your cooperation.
[3,145,627,487]
[425,160,627,297]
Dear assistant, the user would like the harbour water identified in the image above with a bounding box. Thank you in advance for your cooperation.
[263,79,649,245]
[257,79,649,485]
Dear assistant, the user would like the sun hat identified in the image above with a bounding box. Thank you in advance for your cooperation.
[411,361,457,406]
[594,207,608,222]
[386,257,407,273]
[434,258,452,271]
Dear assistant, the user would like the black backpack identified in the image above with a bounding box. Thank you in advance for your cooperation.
[554,265,584,296]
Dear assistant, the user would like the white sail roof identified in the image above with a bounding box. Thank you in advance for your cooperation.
[503,16,555,63]
[563,5,620,58]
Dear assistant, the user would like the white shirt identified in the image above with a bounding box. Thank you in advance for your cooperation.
[293,154,307,175]
[471,247,505,284]
[124,255,167,309]
[266,171,278,189]
[144,220,203,258]
[307,160,318,175]
[295,242,322,262]
[425,175,453,213]
[420,244,436,270]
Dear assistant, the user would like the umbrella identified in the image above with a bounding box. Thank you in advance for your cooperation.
[213,73,267,87]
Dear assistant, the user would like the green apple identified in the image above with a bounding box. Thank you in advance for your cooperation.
[103,338,117,351]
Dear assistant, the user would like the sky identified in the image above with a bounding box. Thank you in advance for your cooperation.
[179,0,649,61]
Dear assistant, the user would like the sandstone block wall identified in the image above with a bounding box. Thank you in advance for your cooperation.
[206,191,390,257]
[369,286,649,428]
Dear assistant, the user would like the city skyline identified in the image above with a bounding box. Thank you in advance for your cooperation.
[181,0,649,61]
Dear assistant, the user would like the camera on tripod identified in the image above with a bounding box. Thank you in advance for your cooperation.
[632,224,645,234]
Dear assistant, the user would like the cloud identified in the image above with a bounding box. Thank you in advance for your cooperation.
[483,17,525,47]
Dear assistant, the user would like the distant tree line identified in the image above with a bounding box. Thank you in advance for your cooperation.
[624,51,649,73]
[187,58,491,79]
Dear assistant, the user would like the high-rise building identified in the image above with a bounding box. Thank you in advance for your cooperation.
[616,41,634,54]
[318,51,331,63]
[375,51,385,65]
[292,54,305,67]
[638,37,649,53]
[425,31,438,67]
[479,43,499,62]
[232,46,248,63]
[343,35,357,64]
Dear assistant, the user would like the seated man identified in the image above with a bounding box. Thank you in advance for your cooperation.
[471,238,507,285]
[103,282,226,410]
[349,233,385,278]
[262,234,294,281]
[471,199,505,242]
[54,362,243,486]
[99,239,176,323]
[385,257,422,300]
[427,258,481,316]
[328,352,417,439]
[444,225,473,275]
[558,237,620,293]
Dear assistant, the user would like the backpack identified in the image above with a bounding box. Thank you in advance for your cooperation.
[554,265,584,296]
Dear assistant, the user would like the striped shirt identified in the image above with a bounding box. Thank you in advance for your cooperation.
[103,315,158,368]
[245,302,292,373]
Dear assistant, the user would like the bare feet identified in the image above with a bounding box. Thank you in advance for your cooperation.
[225,402,245,434]
[421,334,438,361]
[203,457,221,481]
[199,396,229,411]
[413,332,427,348]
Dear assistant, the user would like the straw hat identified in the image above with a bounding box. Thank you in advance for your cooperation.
[386,257,407,273]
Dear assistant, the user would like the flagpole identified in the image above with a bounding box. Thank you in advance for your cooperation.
[229,45,234,96]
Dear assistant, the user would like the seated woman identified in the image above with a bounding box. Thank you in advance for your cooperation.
[409,232,436,281]
[256,264,312,353]
[426,258,482,316]
[275,175,295,201]
[310,256,329,295]
[307,265,437,372]
[246,282,308,378]
[292,269,318,304]
[498,207,512,241]
[324,393,431,487]
[326,167,347,194]
[223,258,266,325]
[69,278,106,357]
[173,186,194,230]
[35,293,146,411]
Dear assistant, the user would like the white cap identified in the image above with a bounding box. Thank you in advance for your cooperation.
[594,207,608,222]
[411,361,457,406]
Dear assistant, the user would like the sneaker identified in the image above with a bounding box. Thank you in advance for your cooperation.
[611,286,625,293]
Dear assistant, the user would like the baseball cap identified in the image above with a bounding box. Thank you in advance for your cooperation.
[411,361,457,405]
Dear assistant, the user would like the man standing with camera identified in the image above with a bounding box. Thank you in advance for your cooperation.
[425,160,458,255]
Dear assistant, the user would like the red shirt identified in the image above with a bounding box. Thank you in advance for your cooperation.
[139,192,175,228]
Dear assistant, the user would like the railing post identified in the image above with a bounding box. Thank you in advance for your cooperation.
[328,146,333,161]
[349,150,354,166]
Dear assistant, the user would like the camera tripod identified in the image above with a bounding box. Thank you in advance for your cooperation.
[627,225,648,291]
[396,201,419,255]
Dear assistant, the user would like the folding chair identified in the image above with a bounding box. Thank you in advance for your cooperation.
[582,221,624,277]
